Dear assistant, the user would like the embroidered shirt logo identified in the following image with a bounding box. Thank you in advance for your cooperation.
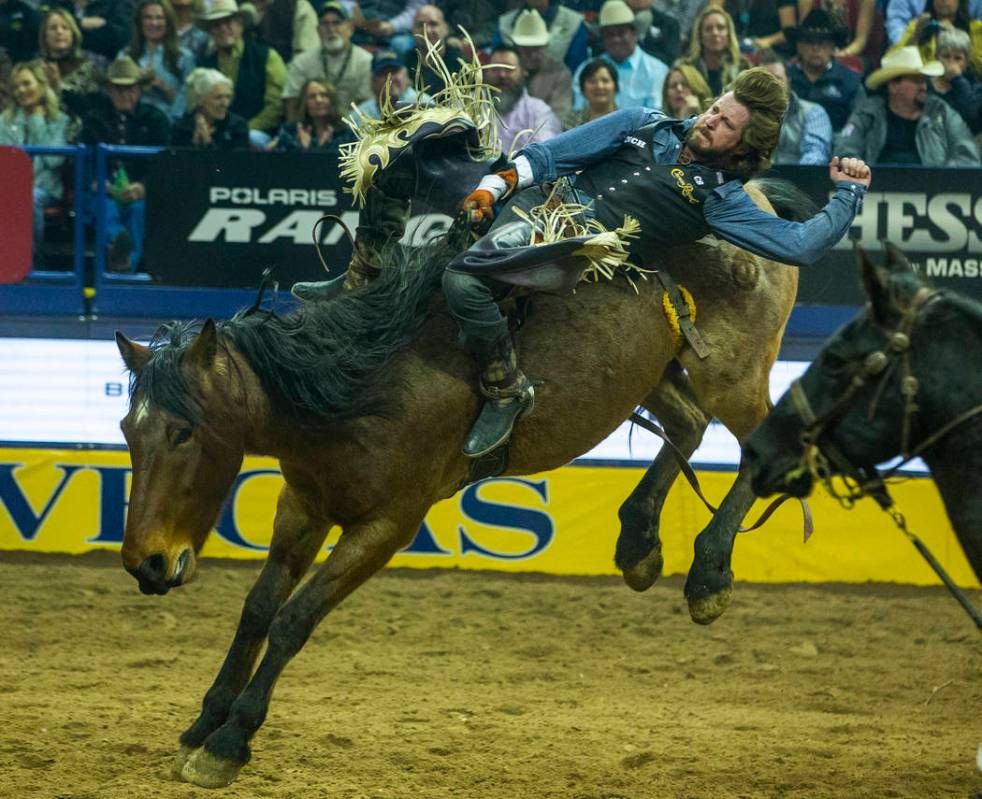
[671,167,699,205]
[624,135,646,148]
[694,175,704,185]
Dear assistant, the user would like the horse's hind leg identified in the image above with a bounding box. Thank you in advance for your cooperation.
[180,509,423,789]
[174,484,329,776]
[616,361,710,591]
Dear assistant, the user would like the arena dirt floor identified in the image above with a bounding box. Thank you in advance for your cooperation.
[1,551,980,799]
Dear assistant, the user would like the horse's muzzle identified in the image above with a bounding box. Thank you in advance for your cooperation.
[127,549,192,595]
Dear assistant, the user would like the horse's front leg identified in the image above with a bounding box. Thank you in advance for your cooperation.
[683,459,757,624]
[180,511,421,789]
[174,484,329,776]
[616,362,710,591]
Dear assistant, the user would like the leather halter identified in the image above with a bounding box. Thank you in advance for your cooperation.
[788,286,982,509]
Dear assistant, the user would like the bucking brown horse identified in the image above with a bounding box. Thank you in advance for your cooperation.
[114,182,801,788]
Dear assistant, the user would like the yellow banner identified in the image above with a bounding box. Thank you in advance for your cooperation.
[0,447,977,587]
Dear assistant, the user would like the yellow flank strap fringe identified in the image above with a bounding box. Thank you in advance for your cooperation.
[339,29,501,207]
[661,284,696,348]
[510,182,653,292]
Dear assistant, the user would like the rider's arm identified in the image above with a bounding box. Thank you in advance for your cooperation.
[703,181,867,266]
[515,107,663,184]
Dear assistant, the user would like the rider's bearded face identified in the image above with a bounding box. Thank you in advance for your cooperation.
[686,92,750,160]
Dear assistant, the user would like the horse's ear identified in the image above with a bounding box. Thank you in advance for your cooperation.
[857,246,890,321]
[186,318,218,372]
[115,331,151,375]
[882,240,913,274]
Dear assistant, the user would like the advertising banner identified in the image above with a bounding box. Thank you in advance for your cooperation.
[1,447,976,588]
[771,165,982,305]
[145,154,982,302]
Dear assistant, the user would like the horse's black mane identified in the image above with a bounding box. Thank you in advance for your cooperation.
[133,239,453,428]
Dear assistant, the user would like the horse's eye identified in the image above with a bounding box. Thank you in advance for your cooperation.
[169,426,193,447]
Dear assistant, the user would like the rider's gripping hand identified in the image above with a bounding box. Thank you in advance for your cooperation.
[460,163,522,228]
[829,156,872,189]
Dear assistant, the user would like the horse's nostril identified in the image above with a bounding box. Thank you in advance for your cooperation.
[138,553,168,585]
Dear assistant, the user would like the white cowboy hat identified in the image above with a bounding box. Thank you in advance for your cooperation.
[198,0,247,23]
[511,9,549,47]
[865,46,944,91]
[598,0,634,27]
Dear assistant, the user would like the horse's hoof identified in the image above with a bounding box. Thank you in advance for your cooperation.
[171,744,198,781]
[622,548,664,592]
[181,746,242,789]
[687,585,732,625]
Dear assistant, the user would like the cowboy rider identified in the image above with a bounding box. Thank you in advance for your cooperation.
[444,66,872,459]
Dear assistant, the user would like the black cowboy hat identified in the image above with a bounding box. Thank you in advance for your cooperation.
[786,9,849,49]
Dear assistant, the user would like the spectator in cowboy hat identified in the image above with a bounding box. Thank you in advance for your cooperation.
[66,56,171,271]
[197,0,287,145]
[282,0,371,120]
[496,0,588,73]
[484,44,561,150]
[835,46,980,165]
[786,8,866,131]
[510,8,572,118]
[572,0,668,110]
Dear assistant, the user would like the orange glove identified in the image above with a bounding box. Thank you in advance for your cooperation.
[460,165,521,229]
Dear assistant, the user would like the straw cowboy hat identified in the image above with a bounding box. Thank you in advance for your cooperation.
[198,0,250,23]
[103,56,153,87]
[598,0,634,28]
[511,9,549,47]
[865,46,944,91]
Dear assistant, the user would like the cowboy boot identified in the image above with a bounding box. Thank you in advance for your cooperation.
[291,240,382,302]
[463,335,535,458]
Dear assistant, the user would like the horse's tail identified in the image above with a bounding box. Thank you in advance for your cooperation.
[748,178,818,223]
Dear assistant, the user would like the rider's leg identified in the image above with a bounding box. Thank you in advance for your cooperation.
[441,269,534,458]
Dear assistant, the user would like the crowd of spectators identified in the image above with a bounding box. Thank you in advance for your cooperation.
[0,0,980,269]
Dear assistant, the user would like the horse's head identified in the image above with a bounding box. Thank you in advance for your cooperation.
[116,320,246,595]
[746,243,938,499]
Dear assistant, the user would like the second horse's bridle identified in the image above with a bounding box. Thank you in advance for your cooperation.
[787,285,982,509]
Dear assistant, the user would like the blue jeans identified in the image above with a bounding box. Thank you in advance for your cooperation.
[106,198,146,271]
[32,187,57,267]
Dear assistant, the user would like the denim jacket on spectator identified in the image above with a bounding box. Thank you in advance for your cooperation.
[0,109,71,198]
[835,94,981,167]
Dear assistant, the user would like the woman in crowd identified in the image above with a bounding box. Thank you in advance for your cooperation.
[561,58,617,130]
[40,9,103,96]
[171,67,249,148]
[819,0,882,66]
[677,5,751,96]
[661,63,712,118]
[121,0,194,120]
[929,27,981,132]
[270,78,353,151]
[0,61,71,265]
[889,0,982,73]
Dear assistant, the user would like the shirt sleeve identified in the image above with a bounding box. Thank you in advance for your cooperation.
[702,180,866,266]
[799,104,833,165]
[251,48,288,132]
[518,107,662,182]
